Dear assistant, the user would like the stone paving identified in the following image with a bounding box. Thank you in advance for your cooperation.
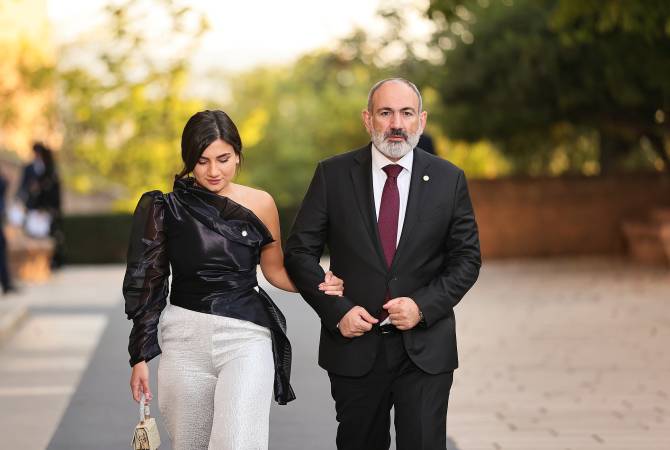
[0,259,668,449]
[449,258,670,450]
[0,266,120,450]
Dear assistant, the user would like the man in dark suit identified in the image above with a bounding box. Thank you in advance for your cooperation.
[285,78,481,450]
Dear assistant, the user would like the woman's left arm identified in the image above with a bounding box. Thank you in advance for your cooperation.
[257,192,343,295]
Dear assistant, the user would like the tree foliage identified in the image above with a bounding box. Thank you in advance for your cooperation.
[15,0,669,214]
[0,1,58,156]
[550,0,670,41]
[57,0,209,208]
[424,0,670,173]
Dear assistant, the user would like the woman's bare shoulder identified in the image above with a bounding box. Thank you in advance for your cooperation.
[234,184,276,218]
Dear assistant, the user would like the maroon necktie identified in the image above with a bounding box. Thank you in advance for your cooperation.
[378,164,402,321]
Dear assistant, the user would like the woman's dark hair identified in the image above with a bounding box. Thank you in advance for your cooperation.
[175,110,243,180]
[32,142,56,176]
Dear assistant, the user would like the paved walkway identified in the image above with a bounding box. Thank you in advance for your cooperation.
[450,258,669,450]
[0,259,667,449]
[0,266,119,450]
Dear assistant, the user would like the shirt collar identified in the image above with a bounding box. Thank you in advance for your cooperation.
[371,143,414,175]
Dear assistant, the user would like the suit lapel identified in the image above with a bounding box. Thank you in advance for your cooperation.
[350,145,388,271]
[392,148,432,271]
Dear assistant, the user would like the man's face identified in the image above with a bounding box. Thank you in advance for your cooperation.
[362,81,427,160]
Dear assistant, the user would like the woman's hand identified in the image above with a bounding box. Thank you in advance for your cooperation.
[130,361,152,403]
[319,271,344,297]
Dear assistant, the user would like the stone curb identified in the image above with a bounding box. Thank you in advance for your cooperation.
[0,300,29,345]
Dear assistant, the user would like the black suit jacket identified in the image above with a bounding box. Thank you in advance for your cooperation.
[285,145,481,377]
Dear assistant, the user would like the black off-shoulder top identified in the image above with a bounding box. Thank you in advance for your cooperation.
[122,177,295,404]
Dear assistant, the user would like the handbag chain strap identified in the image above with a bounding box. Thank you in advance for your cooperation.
[139,393,151,424]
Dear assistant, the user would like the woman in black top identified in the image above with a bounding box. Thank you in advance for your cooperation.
[123,110,343,449]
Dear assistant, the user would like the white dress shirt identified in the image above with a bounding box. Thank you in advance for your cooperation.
[371,144,413,246]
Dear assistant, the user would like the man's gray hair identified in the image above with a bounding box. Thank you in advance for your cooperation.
[366,78,423,113]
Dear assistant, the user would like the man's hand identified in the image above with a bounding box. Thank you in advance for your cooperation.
[383,297,421,330]
[318,271,344,296]
[337,306,379,338]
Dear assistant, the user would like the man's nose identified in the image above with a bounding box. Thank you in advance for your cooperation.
[389,111,401,127]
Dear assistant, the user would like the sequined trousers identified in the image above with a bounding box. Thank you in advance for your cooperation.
[157,303,274,450]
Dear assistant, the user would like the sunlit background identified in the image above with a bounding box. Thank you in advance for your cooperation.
[5,0,665,207]
[1,0,669,259]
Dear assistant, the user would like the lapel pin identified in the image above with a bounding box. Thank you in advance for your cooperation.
[423,175,430,181]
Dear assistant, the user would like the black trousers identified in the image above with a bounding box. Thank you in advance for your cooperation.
[328,331,454,450]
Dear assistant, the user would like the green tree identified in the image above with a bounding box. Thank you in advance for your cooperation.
[550,0,670,41]
[57,0,209,209]
[423,0,670,174]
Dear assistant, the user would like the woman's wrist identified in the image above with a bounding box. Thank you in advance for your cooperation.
[132,360,147,368]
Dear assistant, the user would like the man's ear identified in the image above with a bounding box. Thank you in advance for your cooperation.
[361,109,372,133]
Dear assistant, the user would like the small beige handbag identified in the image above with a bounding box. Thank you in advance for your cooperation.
[132,393,161,450]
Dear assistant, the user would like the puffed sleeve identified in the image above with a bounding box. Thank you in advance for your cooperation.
[123,191,170,367]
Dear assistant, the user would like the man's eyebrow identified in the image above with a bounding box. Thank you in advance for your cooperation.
[376,106,417,112]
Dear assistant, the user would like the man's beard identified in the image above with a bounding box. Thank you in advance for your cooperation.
[371,128,421,159]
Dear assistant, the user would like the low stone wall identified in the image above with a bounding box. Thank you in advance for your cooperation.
[468,173,670,259]
[5,226,54,282]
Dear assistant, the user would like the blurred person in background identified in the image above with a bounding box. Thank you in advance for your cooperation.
[0,169,16,295]
[418,132,436,155]
[123,110,345,450]
[16,142,64,268]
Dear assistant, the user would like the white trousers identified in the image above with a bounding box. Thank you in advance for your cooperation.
[157,304,274,450]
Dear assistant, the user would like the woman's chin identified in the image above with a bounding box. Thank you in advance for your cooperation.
[207,184,226,194]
